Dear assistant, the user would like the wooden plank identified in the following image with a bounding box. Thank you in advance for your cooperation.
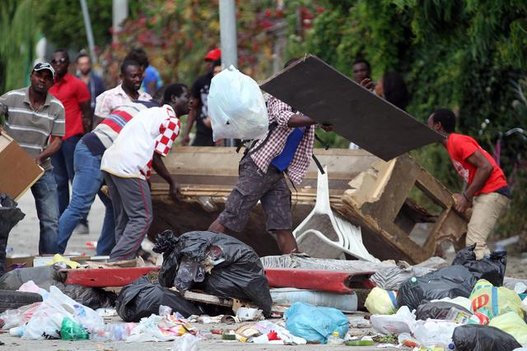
[260,55,442,160]
[176,290,234,308]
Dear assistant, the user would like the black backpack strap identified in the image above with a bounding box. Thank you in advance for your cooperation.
[243,121,279,156]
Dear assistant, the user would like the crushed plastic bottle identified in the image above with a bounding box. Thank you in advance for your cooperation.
[327,330,344,345]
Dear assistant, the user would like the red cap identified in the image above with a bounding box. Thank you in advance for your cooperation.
[204,48,221,61]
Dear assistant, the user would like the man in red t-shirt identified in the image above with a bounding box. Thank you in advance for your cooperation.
[428,109,511,259]
[49,49,93,231]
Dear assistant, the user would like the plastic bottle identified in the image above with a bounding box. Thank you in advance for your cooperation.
[327,330,344,345]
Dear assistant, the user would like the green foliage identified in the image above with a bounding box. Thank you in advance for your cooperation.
[0,0,39,92]
[35,0,146,51]
[303,0,526,235]
[36,0,118,51]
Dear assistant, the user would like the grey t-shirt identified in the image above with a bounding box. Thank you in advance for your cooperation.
[0,87,65,170]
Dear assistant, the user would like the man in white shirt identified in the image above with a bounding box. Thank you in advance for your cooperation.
[94,59,151,124]
[101,84,189,261]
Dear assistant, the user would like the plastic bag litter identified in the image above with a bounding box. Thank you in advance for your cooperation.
[416,301,472,321]
[284,302,348,344]
[172,333,200,351]
[469,279,524,320]
[60,316,88,340]
[153,230,272,317]
[253,320,307,345]
[452,324,521,351]
[0,266,116,310]
[22,285,103,339]
[115,277,202,322]
[126,313,194,343]
[413,319,459,347]
[488,311,527,345]
[0,302,40,330]
[452,244,506,286]
[370,306,416,335]
[397,265,477,311]
[208,65,269,141]
[364,287,397,315]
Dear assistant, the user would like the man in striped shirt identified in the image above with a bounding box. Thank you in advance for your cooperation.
[0,62,65,254]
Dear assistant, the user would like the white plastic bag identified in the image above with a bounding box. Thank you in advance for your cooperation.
[370,306,416,335]
[208,65,268,141]
[172,333,200,351]
[412,319,458,347]
[22,286,104,339]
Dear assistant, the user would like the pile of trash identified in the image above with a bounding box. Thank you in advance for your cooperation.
[1,231,527,350]
[364,245,527,350]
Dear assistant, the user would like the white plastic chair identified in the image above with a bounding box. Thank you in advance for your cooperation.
[293,166,379,262]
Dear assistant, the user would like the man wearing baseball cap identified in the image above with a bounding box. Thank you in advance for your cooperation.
[0,62,65,255]
[182,48,221,146]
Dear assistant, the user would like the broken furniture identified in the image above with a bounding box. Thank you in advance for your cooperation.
[339,154,468,263]
[293,166,379,262]
[149,147,467,264]
[0,132,44,200]
[149,147,379,257]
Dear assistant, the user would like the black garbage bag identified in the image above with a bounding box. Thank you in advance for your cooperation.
[115,277,202,322]
[152,230,181,288]
[0,194,25,276]
[452,244,507,286]
[153,230,273,317]
[416,301,473,321]
[55,283,117,309]
[452,325,521,351]
[397,265,477,311]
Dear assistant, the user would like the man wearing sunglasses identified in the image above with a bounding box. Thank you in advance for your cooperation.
[0,63,65,255]
[49,49,93,233]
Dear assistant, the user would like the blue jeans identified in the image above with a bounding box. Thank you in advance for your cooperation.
[57,140,115,255]
[52,135,87,225]
[31,170,59,254]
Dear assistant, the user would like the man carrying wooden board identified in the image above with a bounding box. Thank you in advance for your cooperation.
[0,62,65,254]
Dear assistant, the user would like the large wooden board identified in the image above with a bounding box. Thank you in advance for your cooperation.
[260,55,442,161]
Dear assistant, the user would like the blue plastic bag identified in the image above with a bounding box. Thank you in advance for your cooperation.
[284,302,349,344]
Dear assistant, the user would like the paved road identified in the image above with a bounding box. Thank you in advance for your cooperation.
[8,191,105,257]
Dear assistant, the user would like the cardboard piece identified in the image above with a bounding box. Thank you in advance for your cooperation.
[0,133,44,200]
[260,55,443,160]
